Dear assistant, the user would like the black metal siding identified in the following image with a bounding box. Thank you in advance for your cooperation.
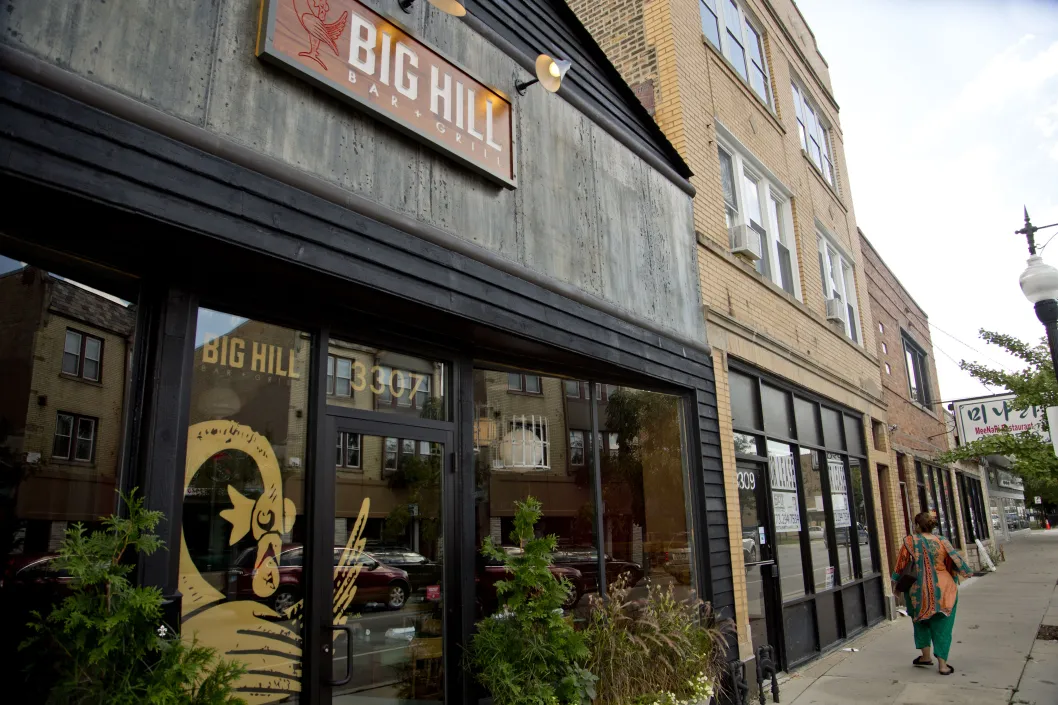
[465,0,690,179]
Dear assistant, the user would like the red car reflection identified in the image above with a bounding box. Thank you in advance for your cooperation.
[227,544,412,613]
[475,547,583,615]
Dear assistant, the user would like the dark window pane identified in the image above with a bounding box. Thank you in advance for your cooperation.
[794,397,821,446]
[508,372,521,391]
[53,413,73,458]
[730,371,762,430]
[564,380,581,397]
[761,384,794,438]
[777,242,794,295]
[844,415,864,457]
[821,406,844,450]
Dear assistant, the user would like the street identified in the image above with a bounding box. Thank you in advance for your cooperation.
[779,530,1058,704]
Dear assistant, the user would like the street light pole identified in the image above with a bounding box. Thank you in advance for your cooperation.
[1018,208,1058,381]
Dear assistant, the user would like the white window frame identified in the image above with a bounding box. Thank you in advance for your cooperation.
[791,81,835,188]
[699,0,772,106]
[717,136,802,300]
[816,230,862,344]
[336,431,362,469]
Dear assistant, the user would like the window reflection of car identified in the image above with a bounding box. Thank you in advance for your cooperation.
[741,529,758,563]
[661,546,692,585]
[552,547,643,591]
[363,542,442,593]
[834,524,869,546]
[227,544,412,613]
[808,526,825,541]
[475,547,583,615]
[1,554,74,609]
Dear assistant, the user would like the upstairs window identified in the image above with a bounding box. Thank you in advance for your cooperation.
[718,143,800,298]
[817,234,861,344]
[791,82,835,187]
[700,0,771,105]
[62,329,103,382]
[904,337,932,406]
[508,373,542,394]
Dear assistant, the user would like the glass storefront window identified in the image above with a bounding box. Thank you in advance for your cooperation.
[0,258,136,699]
[327,338,446,420]
[850,459,877,574]
[599,386,695,604]
[771,441,806,600]
[471,369,696,638]
[180,307,310,701]
[473,370,599,626]
[796,447,830,593]
[827,453,855,585]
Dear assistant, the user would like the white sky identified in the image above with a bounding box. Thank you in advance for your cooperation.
[795,0,1058,403]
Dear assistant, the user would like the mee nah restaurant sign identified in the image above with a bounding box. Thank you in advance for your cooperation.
[257,0,516,186]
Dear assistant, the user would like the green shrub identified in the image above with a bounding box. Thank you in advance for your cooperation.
[465,496,596,705]
[21,490,246,705]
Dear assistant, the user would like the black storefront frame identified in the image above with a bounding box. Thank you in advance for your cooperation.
[0,69,732,702]
[728,360,885,670]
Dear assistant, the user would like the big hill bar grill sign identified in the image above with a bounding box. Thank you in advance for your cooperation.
[257,0,516,186]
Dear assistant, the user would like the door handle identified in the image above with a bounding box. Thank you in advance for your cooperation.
[327,623,354,687]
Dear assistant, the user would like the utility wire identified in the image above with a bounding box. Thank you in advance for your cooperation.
[927,322,1019,373]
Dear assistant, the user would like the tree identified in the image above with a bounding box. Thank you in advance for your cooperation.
[937,330,1058,507]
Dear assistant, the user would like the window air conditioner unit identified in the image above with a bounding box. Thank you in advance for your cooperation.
[825,297,846,323]
[729,224,762,261]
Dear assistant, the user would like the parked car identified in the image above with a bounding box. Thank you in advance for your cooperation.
[364,542,443,593]
[661,545,692,585]
[227,544,412,613]
[553,547,643,591]
[475,547,583,614]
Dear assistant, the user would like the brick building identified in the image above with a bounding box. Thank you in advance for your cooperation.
[0,267,135,554]
[859,232,993,573]
[570,0,893,670]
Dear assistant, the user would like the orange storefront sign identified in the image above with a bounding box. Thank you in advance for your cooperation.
[257,0,516,186]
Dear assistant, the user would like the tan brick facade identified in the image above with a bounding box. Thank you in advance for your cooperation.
[570,0,893,658]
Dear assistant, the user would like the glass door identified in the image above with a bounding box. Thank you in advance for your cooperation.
[319,411,451,704]
[737,459,781,660]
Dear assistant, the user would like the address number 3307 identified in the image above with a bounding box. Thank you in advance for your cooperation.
[352,363,428,398]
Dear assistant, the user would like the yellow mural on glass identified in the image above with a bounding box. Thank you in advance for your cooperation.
[180,419,372,702]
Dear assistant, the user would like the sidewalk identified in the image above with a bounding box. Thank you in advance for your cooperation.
[778,530,1058,705]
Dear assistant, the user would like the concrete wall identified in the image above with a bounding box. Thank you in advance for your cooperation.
[0,0,703,345]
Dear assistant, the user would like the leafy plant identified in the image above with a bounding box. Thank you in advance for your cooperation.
[20,490,246,705]
[583,577,730,705]
[466,496,596,705]
[936,329,1058,507]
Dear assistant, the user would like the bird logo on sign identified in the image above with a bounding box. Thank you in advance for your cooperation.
[294,0,348,70]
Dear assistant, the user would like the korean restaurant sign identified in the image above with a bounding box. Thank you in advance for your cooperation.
[257,0,516,187]
[953,393,1048,445]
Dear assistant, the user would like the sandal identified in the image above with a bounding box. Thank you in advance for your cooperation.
[913,656,934,667]
[939,665,954,675]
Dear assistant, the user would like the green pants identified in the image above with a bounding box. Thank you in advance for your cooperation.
[913,598,958,660]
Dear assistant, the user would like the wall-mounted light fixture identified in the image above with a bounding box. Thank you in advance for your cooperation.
[516,54,572,95]
[398,0,466,16]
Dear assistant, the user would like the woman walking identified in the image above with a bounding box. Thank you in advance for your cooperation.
[892,512,973,675]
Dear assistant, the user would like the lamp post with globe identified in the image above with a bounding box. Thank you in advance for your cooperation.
[1018,209,1058,380]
